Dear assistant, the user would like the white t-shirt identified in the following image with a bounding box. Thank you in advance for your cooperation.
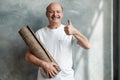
[35,24,77,80]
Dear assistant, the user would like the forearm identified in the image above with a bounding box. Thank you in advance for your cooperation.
[25,50,58,78]
[73,29,90,49]
[25,50,46,68]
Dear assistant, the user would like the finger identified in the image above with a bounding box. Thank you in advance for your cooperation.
[52,62,58,66]
[67,19,71,25]
[51,63,59,74]
[49,72,53,78]
[53,69,58,75]
[53,66,58,74]
[47,72,51,78]
[49,71,56,78]
[64,26,68,30]
[51,71,56,77]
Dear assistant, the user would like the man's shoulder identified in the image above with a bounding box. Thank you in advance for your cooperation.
[61,24,65,27]
[36,26,47,33]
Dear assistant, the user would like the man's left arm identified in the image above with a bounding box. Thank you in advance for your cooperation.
[64,19,90,49]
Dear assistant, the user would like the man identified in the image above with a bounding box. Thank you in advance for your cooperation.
[25,2,90,80]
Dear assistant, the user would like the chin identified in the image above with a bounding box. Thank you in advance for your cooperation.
[52,20,60,23]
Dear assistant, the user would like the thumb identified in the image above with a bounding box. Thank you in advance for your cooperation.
[67,19,72,26]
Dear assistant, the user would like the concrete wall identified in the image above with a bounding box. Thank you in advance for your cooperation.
[0,0,112,80]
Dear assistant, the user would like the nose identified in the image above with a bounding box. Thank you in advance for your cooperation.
[53,11,57,16]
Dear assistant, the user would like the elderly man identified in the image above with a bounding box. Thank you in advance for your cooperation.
[25,2,90,80]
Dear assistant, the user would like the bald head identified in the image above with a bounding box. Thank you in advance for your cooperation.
[46,2,63,12]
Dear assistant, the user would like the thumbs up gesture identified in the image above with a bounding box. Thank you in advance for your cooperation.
[64,19,77,35]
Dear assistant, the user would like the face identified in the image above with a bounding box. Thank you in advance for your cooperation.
[46,3,63,25]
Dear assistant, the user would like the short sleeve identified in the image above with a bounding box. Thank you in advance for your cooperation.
[35,32,39,39]
[72,35,77,44]
[35,31,41,42]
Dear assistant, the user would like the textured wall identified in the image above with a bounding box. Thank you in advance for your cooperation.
[0,0,112,80]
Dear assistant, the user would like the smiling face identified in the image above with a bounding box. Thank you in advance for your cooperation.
[46,2,63,26]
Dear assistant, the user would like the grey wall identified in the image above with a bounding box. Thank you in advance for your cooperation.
[0,0,112,80]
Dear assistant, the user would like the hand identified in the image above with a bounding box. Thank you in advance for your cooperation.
[42,62,58,78]
[64,19,77,35]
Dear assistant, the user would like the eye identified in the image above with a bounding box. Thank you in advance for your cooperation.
[57,11,62,13]
[48,11,54,13]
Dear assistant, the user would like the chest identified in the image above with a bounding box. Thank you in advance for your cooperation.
[41,29,72,49]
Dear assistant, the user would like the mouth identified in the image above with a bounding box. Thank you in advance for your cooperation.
[51,16,60,20]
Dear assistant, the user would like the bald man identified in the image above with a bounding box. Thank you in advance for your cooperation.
[25,2,90,80]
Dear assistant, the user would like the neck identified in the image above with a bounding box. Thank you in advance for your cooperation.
[48,23,61,29]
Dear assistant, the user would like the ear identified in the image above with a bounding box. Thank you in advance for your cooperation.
[46,11,48,17]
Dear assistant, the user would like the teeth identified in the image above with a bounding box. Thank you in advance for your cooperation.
[52,16,59,19]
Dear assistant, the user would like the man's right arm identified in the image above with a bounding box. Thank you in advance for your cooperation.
[25,50,58,78]
[25,50,46,67]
